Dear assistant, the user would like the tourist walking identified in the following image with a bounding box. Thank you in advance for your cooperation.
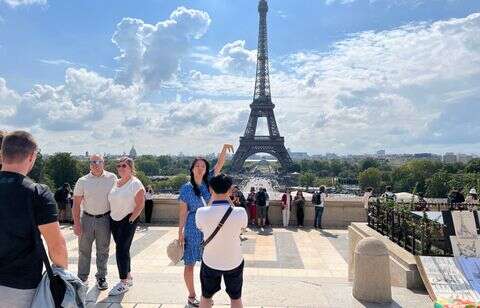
[281,188,292,227]
[73,154,117,290]
[294,191,306,227]
[465,188,479,205]
[108,157,146,296]
[255,187,267,228]
[0,131,68,308]
[144,185,154,223]
[55,182,72,223]
[313,186,326,229]
[195,174,248,308]
[178,144,233,307]
[246,187,256,226]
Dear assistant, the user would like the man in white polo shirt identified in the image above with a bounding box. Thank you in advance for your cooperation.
[73,154,117,290]
[196,174,248,308]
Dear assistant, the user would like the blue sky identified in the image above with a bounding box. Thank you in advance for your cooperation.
[1,0,480,155]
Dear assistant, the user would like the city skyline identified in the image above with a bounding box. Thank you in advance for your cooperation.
[1,0,479,155]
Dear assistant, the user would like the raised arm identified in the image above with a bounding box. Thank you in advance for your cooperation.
[213,144,234,175]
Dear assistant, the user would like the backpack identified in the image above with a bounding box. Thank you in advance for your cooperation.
[256,191,266,206]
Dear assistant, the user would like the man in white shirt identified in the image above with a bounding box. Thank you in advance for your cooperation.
[73,154,117,290]
[196,174,248,308]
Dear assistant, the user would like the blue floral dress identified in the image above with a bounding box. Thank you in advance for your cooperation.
[178,173,213,265]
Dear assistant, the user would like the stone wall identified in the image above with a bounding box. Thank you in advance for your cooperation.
[348,222,424,290]
[138,198,367,228]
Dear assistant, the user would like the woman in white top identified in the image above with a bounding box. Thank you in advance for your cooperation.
[107,157,145,296]
[144,185,154,223]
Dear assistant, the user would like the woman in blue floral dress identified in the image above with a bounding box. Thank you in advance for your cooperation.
[178,144,234,307]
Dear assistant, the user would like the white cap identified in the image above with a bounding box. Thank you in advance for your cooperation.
[470,188,478,195]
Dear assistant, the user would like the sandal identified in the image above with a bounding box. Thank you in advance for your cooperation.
[188,296,200,307]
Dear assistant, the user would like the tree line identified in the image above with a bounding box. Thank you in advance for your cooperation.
[29,153,480,198]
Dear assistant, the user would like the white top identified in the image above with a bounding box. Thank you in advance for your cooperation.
[145,191,154,200]
[73,171,117,215]
[108,177,145,221]
[196,201,248,271]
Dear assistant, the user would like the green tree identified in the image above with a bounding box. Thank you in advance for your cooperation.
[358,167,382,191]
[466,159,480,173]
[136,170,153,188]
[45,153,81,189]
[28,151,46,183]
[136,155,160,176]
[426,171,450,198]
[359,158,379,171]
[300,172,316,188]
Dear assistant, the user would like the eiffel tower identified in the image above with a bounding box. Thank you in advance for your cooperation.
[230,0,293,173]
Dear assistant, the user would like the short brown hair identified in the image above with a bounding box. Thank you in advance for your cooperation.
[1,131,38,164]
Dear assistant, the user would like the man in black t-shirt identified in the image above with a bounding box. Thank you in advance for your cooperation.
[0,131,68,308]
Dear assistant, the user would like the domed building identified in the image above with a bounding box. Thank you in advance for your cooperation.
[129,146,137,159]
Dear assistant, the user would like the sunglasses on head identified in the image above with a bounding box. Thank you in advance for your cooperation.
[90,160,104,165]
[116,163,128,169]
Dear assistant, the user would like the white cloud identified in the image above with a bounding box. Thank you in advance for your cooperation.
[111,7,211,90]
[5,68,141,131]
[276,12,480,153]
[212,40,256,74]
[1,0,46,7]
[39,59,75,66]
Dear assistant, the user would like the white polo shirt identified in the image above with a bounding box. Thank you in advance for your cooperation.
[196,200,248,271]
[73,171,117,215]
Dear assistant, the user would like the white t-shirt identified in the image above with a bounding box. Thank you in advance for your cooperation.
[73,171,117,215]
[108,177,145,221]
[196,201,248,271]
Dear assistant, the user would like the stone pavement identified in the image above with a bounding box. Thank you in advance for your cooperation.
[60,225,432,307]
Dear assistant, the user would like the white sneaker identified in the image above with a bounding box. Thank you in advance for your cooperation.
[108,281,129,296]
[127,277,133,287]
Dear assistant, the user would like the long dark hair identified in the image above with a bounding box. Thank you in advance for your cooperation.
[190,157,210,197]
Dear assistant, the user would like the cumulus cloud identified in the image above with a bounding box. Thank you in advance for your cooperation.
[0,77,20,118]
[112,7,211,90]
[212,40,256,74]
[276,12,480,152]
[1,0,46,7]
[5,68,141,131]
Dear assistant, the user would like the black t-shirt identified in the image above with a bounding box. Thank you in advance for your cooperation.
[0,171,58,289]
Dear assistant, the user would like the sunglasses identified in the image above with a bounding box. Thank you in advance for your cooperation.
[90,160,104,165]
[116,163,129,169]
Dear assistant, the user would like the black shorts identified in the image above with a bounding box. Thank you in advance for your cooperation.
[200,260,244,300]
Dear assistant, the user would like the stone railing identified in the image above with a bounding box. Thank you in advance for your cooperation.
[138,197,367,228]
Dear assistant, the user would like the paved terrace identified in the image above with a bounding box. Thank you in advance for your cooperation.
[60,225,432,308]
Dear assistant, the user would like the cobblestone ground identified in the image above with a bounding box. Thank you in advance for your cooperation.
[60,225,432,308]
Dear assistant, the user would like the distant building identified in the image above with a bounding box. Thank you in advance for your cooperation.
[458,154,474,164]
[85,151,89,158]
[376,150,386,158]
[129,146,137,159]
[443,152,457,164]
[290,152,310,161]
